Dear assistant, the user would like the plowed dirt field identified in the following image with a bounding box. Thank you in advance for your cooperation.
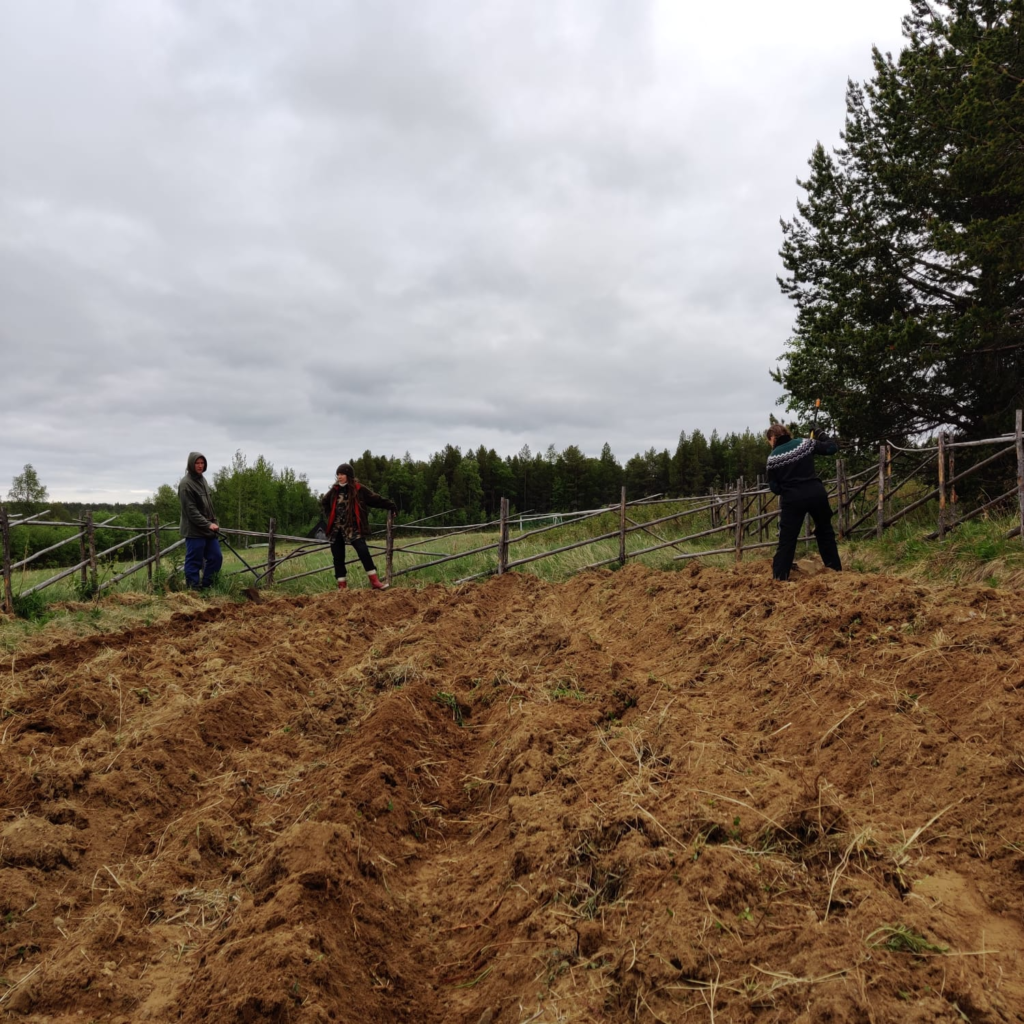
[2,564,1023,1023]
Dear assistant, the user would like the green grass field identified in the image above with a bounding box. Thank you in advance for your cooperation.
[3,499,1022,652]
[5,500,745,600]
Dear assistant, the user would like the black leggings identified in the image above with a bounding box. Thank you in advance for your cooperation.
[773,486,842,580]
[331,534,377,578]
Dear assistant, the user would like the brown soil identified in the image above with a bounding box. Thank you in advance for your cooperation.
[2,563,1023,1024]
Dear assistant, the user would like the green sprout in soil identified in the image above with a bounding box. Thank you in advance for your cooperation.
[866,923,947,955]
[432,691,463,725]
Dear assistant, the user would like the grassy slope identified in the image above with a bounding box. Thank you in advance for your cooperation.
[3,513,1023,654]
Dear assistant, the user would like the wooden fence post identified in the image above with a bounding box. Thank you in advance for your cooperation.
[152,514,161,583]
[86,511,98,596]
[146,515,153,587]
[266,517,276,586]
[385,511,395,586]
[734,476,744,563]
[756,476,764,543]
[844,460,853,536]
[877,445,887,539]
[835,460,845,539]
[843,459,850,538]
[1016,409,1024,547]
[886,445,893,520]
[937,430,947,540]
[80,517,89,592]
[619,486,627,567]
[1,505,13,615]
[498,497,509,575]
[948,444,956,529]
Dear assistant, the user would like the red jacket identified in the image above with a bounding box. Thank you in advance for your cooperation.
[321,481,397,538]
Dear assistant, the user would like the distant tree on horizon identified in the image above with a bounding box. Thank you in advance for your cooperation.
[7,463,49,513]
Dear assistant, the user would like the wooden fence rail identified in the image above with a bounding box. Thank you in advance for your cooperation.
[3,416,1024,613]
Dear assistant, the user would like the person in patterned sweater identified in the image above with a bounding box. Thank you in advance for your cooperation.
[320,463,398,590]
[765,424,842,581]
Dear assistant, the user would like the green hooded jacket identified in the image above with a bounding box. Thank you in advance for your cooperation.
[178,452,218,538]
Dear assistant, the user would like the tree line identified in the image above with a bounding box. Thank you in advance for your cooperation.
[150,429,774,531]
[340,429,772,525]
[5,430,774,567]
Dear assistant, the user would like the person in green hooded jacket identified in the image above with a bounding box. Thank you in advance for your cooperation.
[178,451,223,590]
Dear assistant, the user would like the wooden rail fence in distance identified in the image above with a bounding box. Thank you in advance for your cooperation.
[3,414,1024,614]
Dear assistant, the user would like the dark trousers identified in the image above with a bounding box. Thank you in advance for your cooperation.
[331,534,377,579]
[184,536,223,589]
[773,486,841,580]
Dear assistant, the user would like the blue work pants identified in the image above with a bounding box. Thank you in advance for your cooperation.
[184,536,223,589]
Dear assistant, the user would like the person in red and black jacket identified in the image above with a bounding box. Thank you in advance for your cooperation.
[765,424,842,581]
[320,463,397,590]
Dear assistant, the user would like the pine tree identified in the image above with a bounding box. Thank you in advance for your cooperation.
[430,475,452,519]
[777,0,1024,444]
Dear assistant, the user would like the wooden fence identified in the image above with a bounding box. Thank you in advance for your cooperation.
[3,412,1024,613]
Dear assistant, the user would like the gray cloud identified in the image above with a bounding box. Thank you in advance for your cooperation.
[1,0,908,501]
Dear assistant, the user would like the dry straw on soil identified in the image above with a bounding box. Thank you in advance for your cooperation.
[1,563,1023,1023]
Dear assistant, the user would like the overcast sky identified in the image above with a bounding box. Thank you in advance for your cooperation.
[1,0,910,503]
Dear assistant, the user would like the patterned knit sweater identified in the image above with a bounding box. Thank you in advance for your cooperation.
[320,482,397,540]
[766,435,838,497]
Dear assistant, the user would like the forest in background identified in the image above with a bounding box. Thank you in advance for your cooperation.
[145,427,773,533]
[4,428,773,567]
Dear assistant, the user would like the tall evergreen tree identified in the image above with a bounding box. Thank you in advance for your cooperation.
[552,445,588,511]
[596,443,622,504]
[430,475,452,518]
[777,0,1024,444]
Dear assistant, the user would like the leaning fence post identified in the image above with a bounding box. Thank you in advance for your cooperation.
[385,511,395,586]
[734,476,744,563]
[937,430,947,540]
[1016,409,1024,547]
[877,445,887,539]
[86,511,98,595]
[1,505,13,615]
[619,486,627,567]
[498,497,509,575]
[266,517,276,587]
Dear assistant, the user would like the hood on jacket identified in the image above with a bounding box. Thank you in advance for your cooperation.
[187,451,208,476]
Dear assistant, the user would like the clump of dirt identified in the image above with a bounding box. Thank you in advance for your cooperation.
[2,564,1023,1023]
